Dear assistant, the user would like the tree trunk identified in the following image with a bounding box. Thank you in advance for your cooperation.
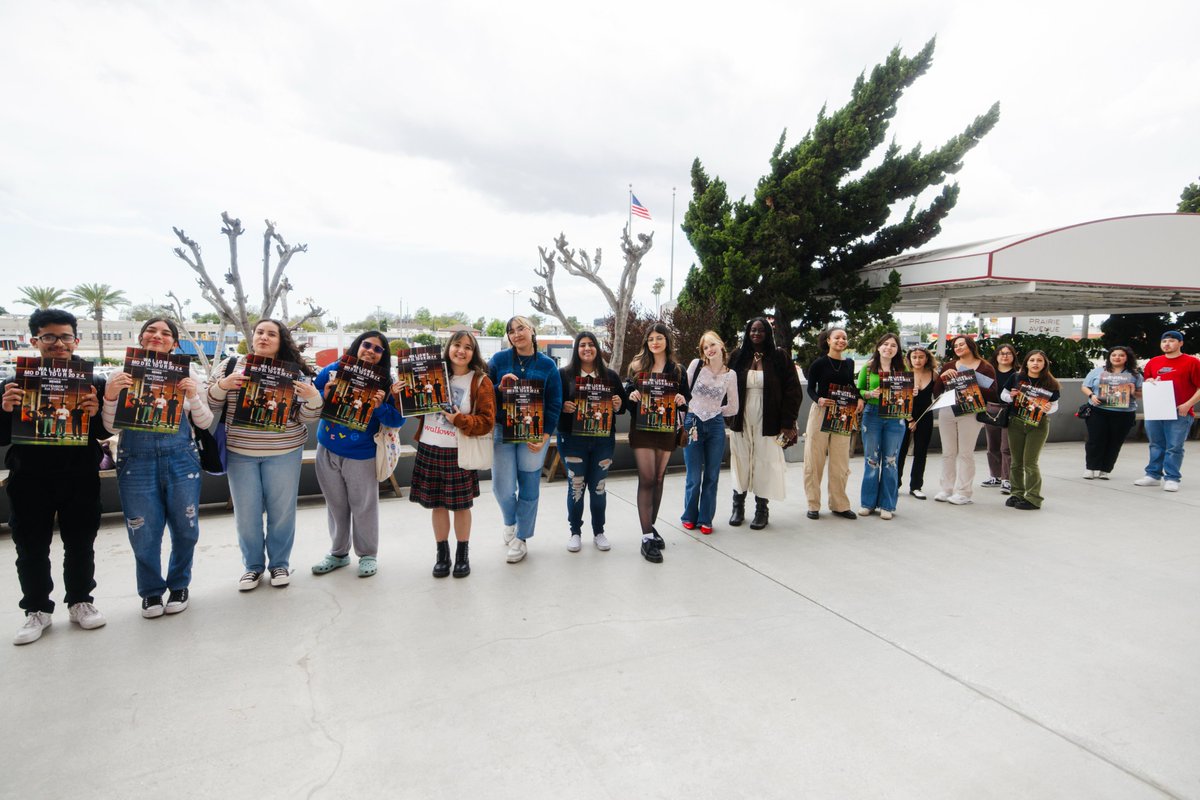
[96,310,105,362]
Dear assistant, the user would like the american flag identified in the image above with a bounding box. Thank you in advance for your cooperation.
[630,194,652,220]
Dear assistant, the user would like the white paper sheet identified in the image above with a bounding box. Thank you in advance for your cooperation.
[1142,380,1179,421]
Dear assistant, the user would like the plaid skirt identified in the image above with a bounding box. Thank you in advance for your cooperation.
[409,441,480,511]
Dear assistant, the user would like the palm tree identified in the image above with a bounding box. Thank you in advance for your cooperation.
[67,283,130,361]
[651,277,665,316]
[15,286,68,310]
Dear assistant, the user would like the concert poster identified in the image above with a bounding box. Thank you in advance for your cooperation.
[1011,380,1053,426]
[945,369,986,416]
[11,357,94,446]
[634,372,678,433]
[878,371,914,419]
[113,347,191,434]
[321,353,386,432]
[1098,372,1135,409]
[231,354,302,433]
[573,377,614,438]
[501,379,545,444]
[820,383,861,436]
[395,345,447,417]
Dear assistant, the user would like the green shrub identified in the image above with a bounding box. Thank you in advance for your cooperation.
[977,334,1100,378]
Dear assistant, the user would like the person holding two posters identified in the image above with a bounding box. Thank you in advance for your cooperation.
[856,333,909,520]
[727,317,801,530]
[932,335,998,505]
[102,318,212,618]
[1134,330,1200,492]
[625,323,690,563]
[311,331,404,579]
[208,319,323,590]
[556,331,627,552]
[488,316,562,564]
[1080,345,1142,479]
[679,331,739,535]
[2,309,109,644]
[1002,350,1061,510]
[803,327,861,520]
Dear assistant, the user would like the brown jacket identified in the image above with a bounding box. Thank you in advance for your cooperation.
[412,372,495,442]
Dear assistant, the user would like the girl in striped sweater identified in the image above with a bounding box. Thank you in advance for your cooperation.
[207,319,323,591]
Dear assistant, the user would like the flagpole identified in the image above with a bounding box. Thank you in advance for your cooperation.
[628,183,632,233]
[670,187,676,300]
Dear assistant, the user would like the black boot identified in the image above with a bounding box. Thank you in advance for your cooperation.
[749,497,769,530]
[729,492,747,526]
[452,541,471,578]
[433,540,451,578]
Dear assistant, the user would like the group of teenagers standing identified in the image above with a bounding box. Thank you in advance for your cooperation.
[7,307,1198,647]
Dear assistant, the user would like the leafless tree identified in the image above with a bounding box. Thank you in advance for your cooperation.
[165,290,223,376]
[171,212,325,347]
[532,224,654,370]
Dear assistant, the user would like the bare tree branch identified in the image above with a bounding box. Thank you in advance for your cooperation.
[531,247,580,339]
[166,291,213,377]
[219,212,251,341]
[172,226,238,325]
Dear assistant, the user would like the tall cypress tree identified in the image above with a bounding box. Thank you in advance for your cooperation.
[678,38,999,354]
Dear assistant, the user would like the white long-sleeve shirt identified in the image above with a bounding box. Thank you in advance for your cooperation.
[686,360,739,421]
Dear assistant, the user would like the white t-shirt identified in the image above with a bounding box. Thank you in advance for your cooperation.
[421,373,475,449]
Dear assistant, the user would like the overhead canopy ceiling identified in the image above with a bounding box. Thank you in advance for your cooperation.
[860,214,1200,316]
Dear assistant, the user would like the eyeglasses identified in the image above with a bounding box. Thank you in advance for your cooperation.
[361,343,386,355]
[35,334,79,345]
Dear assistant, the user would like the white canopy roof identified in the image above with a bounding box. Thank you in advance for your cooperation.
[860,213,1200,316]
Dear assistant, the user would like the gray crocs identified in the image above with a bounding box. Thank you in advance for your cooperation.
[358,556,378,578]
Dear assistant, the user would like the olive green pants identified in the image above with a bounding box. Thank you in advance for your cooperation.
[1007,417,1050,508]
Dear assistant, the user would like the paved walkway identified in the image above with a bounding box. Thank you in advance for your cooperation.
[1,443,1197,799]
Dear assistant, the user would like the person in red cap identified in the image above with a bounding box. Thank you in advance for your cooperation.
[1133,330,1200,492]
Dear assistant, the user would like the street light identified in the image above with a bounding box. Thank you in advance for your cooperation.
[505,288,522,317]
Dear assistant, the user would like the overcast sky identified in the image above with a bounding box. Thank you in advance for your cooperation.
[2,1,1197,330]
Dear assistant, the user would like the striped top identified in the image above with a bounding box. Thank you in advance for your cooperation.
[206,357,323,457]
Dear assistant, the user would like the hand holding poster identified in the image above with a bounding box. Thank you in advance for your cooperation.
[820,384,860,435]
[11,357,94,446]
[501,379,545,444]
[395,345,447,417]
[1011,380,1053,425]
[878,371,914,419]
[634,372,678,433]
[231,354,302,432]
[113,347,191,434]
[574,377,614,438]
[944,369,986,416]
[321,354,386,432]
[1098,372,1135,409]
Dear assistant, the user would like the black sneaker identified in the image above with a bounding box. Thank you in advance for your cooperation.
[1005,496,1020,507]
[1013,499,1040,510]
[269,567,291,587]
[641,537,663,563]
[165,588,189,614]
[141,595,165,619]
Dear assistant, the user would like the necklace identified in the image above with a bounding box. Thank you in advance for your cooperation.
[752,352,763,366]
[515,351,534,376]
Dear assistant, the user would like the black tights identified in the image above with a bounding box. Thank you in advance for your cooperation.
[633,448,671,535]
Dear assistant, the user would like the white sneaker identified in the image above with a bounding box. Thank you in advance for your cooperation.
[68,602,107,630]
[933,492,951,502]
[506,539,528,563]
[858,507,873,516]
[1083,470,1097,480]
[594,533,611,551]
[238,571,263,591]
[1000,480,1011,494]
[947,494,973,505]
[880,510,894,520]
[502,524,517,545]
[1133,476,1162,487]
[13,611,51,645]
[567,534,582,552]
[1097,472,1110,480]
[1164,480,1180,492]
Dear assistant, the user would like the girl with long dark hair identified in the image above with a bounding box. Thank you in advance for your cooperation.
[1003,349,1061,510]
[803,327,860,520]
[310,331,405,579]
[982,342,1019,493]
[896,345,938,499]
[411,331,495,578]
[727,317,802,529]
[680,331,739,534]
[102,317,213,617]
[625,322,690,563]
[856,332,907,520]
[1081,346,1143,479]
[556,331,627,551]
[208,318,323,590]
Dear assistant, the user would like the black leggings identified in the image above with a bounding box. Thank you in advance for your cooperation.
[1084,410,1136,472]
[633,447,672,534]
[897,412,934,491]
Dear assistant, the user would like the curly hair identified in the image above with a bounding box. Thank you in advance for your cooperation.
[254,319,314,376]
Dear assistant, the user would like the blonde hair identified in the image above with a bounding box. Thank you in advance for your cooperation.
[698,330,728,368]
[505,315,538,349]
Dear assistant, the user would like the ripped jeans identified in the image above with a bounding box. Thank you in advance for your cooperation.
[557,433,615,537]
[116,429,203,598]
[859,404,905,512]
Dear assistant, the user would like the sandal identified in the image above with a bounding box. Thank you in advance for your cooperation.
[358,556,378,578]
[311,554,350,574]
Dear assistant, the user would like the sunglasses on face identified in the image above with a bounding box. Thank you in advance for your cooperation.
[360,343,386,355]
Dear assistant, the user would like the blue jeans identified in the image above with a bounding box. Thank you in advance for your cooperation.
[681,414,726,527]
[557,434,614,536]
[226,447,303,572]
[860,405,906,512]
[1144,416,1194,482]
[117,438,203,598]
[492,426,546,540]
